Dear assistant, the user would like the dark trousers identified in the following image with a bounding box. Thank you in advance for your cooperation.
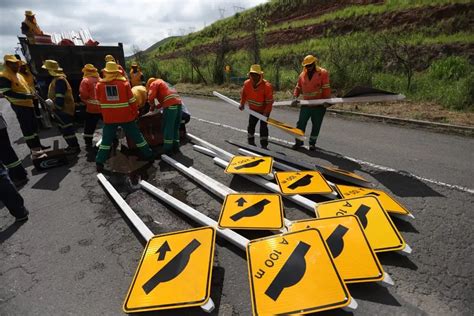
[0,128,27,181]
[83,112,102,146]
[11,104,41,149]
[54,110,79,148]
[0,166,28,219]
[296,107,326,145]
[247,114,268,147]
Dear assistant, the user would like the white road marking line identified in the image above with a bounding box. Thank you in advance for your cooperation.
[192,116,474,194]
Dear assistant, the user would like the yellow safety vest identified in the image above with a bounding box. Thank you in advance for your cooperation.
[48,76,75,116]
[0,68,33,107]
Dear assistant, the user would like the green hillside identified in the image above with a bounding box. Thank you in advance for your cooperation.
[132,0,474,110]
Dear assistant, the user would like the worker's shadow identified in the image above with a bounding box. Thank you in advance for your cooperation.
[0,219,27,244]
[269,141,442,198]
[30,163,72,191]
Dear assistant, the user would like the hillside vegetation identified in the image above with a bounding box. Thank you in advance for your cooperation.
[130,0,474,110]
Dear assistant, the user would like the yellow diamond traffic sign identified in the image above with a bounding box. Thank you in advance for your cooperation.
[247,229,350,315]
[290,215,384,283]
[316,196,406,252]
[335,184,411,216]
[218,193,284,230]
[123,227,216,313]
[275,171,333,195]
[225,156,273,175]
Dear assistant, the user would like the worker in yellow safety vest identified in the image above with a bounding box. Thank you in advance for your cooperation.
[129,62,144,87]
[0,54,47,158]
[43,60,80,155]
[291,54,331,151]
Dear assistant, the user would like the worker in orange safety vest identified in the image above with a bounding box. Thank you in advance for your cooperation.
[291,54,331,150]
[79,64,102,148]
[21,10,44,44]
[239,64,274,149]
[129,61,144,87]
[146,77,182,154]
[95,62,154,172]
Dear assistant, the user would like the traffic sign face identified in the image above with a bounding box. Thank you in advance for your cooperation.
[247,229,350,315]
[335,184,411,216]
[315,196,406,252]
[219,193,284,230]
[289,215,384,283]
[225,156,273,175]
[275,171,333,195]
[123,227,216,313]
[267,117,305,137]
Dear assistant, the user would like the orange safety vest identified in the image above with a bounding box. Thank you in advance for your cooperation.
[129,69,143,87]
[48,76,76,116]
[79,76,101,113]
[293,67,331,100]
[240,78,274,115]
[96,79,137,124]
[0,68,33,107]
[147,79,182,109]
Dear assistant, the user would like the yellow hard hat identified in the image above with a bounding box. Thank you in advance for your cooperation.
[104,55,115,62]
[302,55,318,66]
[131,61,138,67]
[25,10,35,16]
[248,64,264,75]
[82,63,97,73]
[103,61,120,73]
[42,59,63,72]
[3,54,20,63]
[146,77,156,90]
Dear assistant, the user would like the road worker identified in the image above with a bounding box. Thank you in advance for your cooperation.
[239,64,274,149]
[129,61,144,87]
[18,60,45,128]
[95,62,154,172]
[42,59,80,155]
[101,55,127,79]
[131,85,149,116]
[79,64,102,149]
[291,54,331,150]
[0,54,47,158]
[146,77,183,154]
[21,10,44,44]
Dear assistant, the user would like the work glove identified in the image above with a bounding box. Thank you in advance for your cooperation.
[45,98,54,109]
[239,104,244,111]
[291,98,299,107]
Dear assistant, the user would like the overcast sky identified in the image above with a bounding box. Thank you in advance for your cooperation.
[0,0,268,59]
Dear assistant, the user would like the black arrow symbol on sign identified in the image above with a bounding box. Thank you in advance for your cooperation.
[230,199,271,221]
[287,174,313,190]
[235,197,247,207]
[355,204,371,229]
[142,239,201,294]
[365,191,380,197]
[156,241,171,261]
[325,225,349,259]
[234,159,265,170]
[265,241,311,301]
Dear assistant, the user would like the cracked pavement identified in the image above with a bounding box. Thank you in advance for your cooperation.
[1,97,473,315]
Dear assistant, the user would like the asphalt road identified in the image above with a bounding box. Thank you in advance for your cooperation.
[1,96,473,316]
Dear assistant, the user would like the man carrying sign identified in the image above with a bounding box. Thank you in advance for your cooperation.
[239,64,274,150]
[291,55,331,151]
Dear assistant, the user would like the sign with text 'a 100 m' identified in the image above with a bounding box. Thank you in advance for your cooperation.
[123,227,216,313]
[225,156,273,175]
[246,229,350,315]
